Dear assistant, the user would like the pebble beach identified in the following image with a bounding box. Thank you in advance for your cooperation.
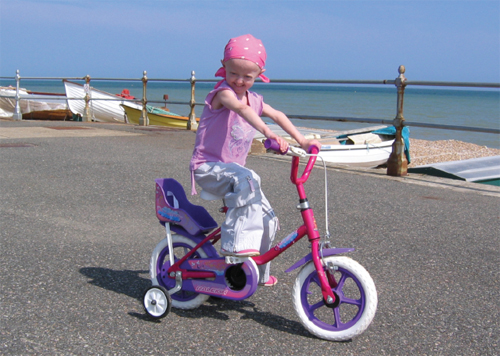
[407,138,500,167]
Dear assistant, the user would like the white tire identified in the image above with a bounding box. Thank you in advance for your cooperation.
[292,256,377,341]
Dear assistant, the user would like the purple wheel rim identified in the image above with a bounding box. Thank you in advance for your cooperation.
[300,265,366,332]
[156,242,203,302]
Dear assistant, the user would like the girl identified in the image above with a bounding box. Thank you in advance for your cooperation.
[190,34,320,286]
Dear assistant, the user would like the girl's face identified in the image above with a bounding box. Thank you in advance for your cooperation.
[223,59,264,98]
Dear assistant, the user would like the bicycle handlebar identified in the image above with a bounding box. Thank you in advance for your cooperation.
[264,139,319,185]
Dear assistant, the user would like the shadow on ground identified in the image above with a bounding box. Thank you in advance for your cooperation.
[80,266,315,338]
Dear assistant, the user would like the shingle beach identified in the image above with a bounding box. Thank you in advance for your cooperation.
[408,138,500,167]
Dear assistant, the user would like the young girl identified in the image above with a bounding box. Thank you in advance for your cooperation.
[190,34,320,286]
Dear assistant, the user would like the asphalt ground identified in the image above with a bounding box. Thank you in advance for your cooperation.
[1,120,499,355]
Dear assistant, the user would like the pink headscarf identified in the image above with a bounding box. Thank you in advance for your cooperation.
[214,34,270,89]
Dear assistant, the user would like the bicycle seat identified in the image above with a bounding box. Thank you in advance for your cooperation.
[155,178,218,236]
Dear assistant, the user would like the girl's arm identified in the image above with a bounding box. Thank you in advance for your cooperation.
[215,90,289,152]
[262,103,322,152]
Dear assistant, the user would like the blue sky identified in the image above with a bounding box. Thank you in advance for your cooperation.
[1,0,498,83]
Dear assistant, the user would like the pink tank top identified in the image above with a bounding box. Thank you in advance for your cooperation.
[190,81,263,172]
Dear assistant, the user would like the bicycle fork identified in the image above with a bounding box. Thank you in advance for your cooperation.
[300,198,339,307]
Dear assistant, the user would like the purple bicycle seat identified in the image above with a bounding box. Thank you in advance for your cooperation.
[155,178,218,236]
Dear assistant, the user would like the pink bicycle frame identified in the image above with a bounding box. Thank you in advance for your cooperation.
[254,147,337,305]
[167,145,336,304]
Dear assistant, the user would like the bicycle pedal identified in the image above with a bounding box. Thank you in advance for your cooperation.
[224,256,249,264]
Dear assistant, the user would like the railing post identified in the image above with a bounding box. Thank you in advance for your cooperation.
[13,70,22,120]
[387,65,408,176]
[82,75,91,122]
[139,71,149,126]
[187,71,198,131]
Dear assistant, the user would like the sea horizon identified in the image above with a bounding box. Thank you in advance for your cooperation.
[1,79,499,149]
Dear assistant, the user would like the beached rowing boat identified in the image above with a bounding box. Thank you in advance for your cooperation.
[256,124,409,168]
[318,137,394,167]
[319,126,410,167]
[63,80,143,122]
[0,86,68,118]
[122,103,198,129]
[21,109,73,120]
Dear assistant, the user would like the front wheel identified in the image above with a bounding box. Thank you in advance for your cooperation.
[292,256,377,341]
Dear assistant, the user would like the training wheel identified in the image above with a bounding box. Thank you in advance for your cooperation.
[143,286,172,319]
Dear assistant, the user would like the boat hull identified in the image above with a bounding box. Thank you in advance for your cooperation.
[0,87,68,118]
[122,103,192,129]
[63,80,142,123]
[22,109,73,121]
[318,140,394,167]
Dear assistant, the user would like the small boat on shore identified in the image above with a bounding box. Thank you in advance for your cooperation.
[22,109,73,121]
[318,137,394,167]
[63,80,142,123]
[122,103,199,129]
[315,127,399,167]
[257,124,409,168]
[0,86,69,119]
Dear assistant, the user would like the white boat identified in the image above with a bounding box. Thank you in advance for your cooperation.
[63,80,142,123]
[318,136,394,167]
[320,126,413,167]
[256,124,407,168]
[0,86,68,118]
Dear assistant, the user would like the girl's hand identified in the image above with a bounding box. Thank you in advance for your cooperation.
[267,133,289,153]
[301,138,322,153]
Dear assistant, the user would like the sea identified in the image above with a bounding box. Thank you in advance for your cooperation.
[2,78,499,149]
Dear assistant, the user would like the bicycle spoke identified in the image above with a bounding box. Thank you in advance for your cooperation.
[309,300,324,311]
[336,271,347,291]
[342,297,362,306]
[333,305,341,327]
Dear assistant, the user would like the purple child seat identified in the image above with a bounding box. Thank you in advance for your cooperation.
[155,178,218,236]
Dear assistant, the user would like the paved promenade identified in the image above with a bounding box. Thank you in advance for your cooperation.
[1,120,499,355]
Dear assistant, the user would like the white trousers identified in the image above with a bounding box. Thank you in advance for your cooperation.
[194,162,278,283]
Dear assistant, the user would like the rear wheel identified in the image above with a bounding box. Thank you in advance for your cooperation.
[150,235,210,309]
[292,256,377,341]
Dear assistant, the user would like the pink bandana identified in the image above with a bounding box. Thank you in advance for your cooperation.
[214,34,270,88]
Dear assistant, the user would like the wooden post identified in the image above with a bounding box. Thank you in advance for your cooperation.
[187,71,198,131]
[387,65,408,176]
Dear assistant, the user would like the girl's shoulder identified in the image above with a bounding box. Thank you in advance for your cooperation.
[246,89,264,107]
[206,84,234,110]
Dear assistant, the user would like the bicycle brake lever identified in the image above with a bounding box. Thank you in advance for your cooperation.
[288,146,307,157]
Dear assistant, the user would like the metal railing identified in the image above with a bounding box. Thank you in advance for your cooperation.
[1,67,499,176]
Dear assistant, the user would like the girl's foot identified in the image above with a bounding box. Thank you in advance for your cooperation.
[259,275,278,287]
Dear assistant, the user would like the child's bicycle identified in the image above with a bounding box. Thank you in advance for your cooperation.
[143,140,377,341]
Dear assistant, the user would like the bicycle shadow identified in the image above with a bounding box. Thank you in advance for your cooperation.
[79,267,151,300]
[166,297,315,339]
[79,267,327,339]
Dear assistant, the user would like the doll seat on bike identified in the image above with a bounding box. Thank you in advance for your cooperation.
[155,178,218,236]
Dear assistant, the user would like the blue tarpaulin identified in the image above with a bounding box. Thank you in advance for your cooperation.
[373,126,411,163]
